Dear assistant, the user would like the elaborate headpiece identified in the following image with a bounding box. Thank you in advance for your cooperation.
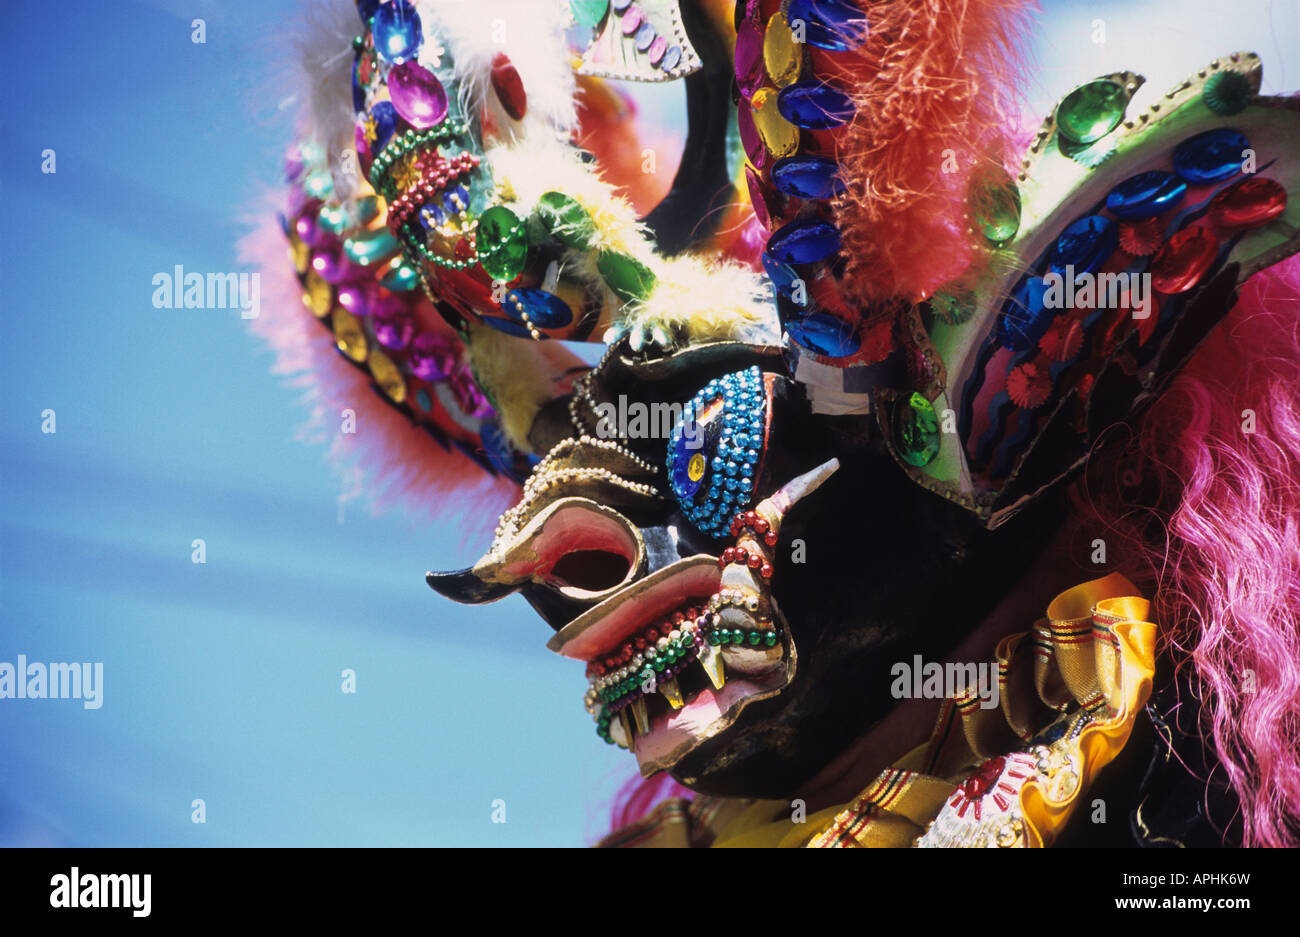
[250,0,1300,847]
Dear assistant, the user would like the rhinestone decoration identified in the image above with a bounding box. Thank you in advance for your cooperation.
[668,367,768,538]
[1055,79,1126,146]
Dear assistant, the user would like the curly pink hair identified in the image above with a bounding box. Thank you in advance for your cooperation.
[1082,257,1300,847]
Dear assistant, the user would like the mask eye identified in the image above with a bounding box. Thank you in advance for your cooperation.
[666,366,769,538]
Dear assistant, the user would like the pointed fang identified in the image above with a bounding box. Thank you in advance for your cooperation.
[631,696,651,735]
[659,677,685,710]
[698,643,727,691]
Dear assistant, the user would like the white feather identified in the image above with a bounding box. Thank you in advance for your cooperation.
[415,0,578,137]
[295,0,362,200]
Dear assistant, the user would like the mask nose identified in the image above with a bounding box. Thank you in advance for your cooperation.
[425,497,647,609]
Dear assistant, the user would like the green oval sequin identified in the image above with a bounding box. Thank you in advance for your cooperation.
[317,203,349,235]
[893,392,942,467]
[1055,79,1127,146]
[972,173,1021,246]
[302,171,334,201]
[477,205,528,282]
[343,226,399,266]
[380,258,419,292]
[537,191,597,250]
[930,291,974,326]
[598,251,656,302]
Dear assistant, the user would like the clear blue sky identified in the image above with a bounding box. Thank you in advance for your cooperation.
[0,0,1295,846]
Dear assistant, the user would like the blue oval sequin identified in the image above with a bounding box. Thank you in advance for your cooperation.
[786,312,861,358]
[771,155,845,199]
[366,101,402,154]
[761,251,806,304]
[443,184,470,215]
[1105,170,1187,220]
[787,0,869,52]
[501,288,574,329]
[767,218,841,265]
[660,45,682,71]
[373,0,422,65]
[996,276,1052,352]
[1172,128,1250,184]
[777,80,855,129]
[1049,214,1118,277]
[635,22,656,52]
[420,203,445,229]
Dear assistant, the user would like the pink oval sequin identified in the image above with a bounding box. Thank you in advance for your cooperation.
[746,166,772,229]
[621,4,643,34]
[388,60,448,130]
[737,100,766,170]
[647,35,667,65]
[735,18,765,99]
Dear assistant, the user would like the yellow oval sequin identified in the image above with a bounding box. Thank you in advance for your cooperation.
[751,87,799,159]
[688,452,706,482]
[289,229,310,275]
[332,307,368,362]
[303,270,332,318]
[764,12,801,88]
[368,348,407,404]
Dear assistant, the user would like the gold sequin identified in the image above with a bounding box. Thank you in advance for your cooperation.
[751,88,799,159]
[288,230,310,275]
[303,271,332,318]
[368,348,407,403]
[688,452,706,482]
[332,308,368,362]
[764,12,801,88]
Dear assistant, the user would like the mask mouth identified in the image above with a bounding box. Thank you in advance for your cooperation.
[546,458,839,776]
[425,497,647,609]
[550,555,795,776]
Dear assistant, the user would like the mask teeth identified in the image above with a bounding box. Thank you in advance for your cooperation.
[610,711,632,749]
[592,600,787,746]
[630,696,651,735]
[698,641,726,690]
[658,677,685,710]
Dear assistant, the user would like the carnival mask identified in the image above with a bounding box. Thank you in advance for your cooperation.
[263,0,1299,801]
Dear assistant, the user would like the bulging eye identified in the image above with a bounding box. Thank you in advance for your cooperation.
[666,366,770,538]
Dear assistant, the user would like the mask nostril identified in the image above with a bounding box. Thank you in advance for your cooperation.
[549,549,633,592]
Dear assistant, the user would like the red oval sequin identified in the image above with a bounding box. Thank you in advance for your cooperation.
[1150,226,1218,294]
[490,52,527,121]
[1208,176,1287,230]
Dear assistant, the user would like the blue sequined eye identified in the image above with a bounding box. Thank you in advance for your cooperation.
[667,366,769,538]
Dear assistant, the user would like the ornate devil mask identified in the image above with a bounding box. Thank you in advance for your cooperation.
[261,0,1299,801]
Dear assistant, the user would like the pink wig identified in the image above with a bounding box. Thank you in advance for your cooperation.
[1080,257,1300,847]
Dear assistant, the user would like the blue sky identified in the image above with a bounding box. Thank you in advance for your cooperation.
[0,0,1295,847]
